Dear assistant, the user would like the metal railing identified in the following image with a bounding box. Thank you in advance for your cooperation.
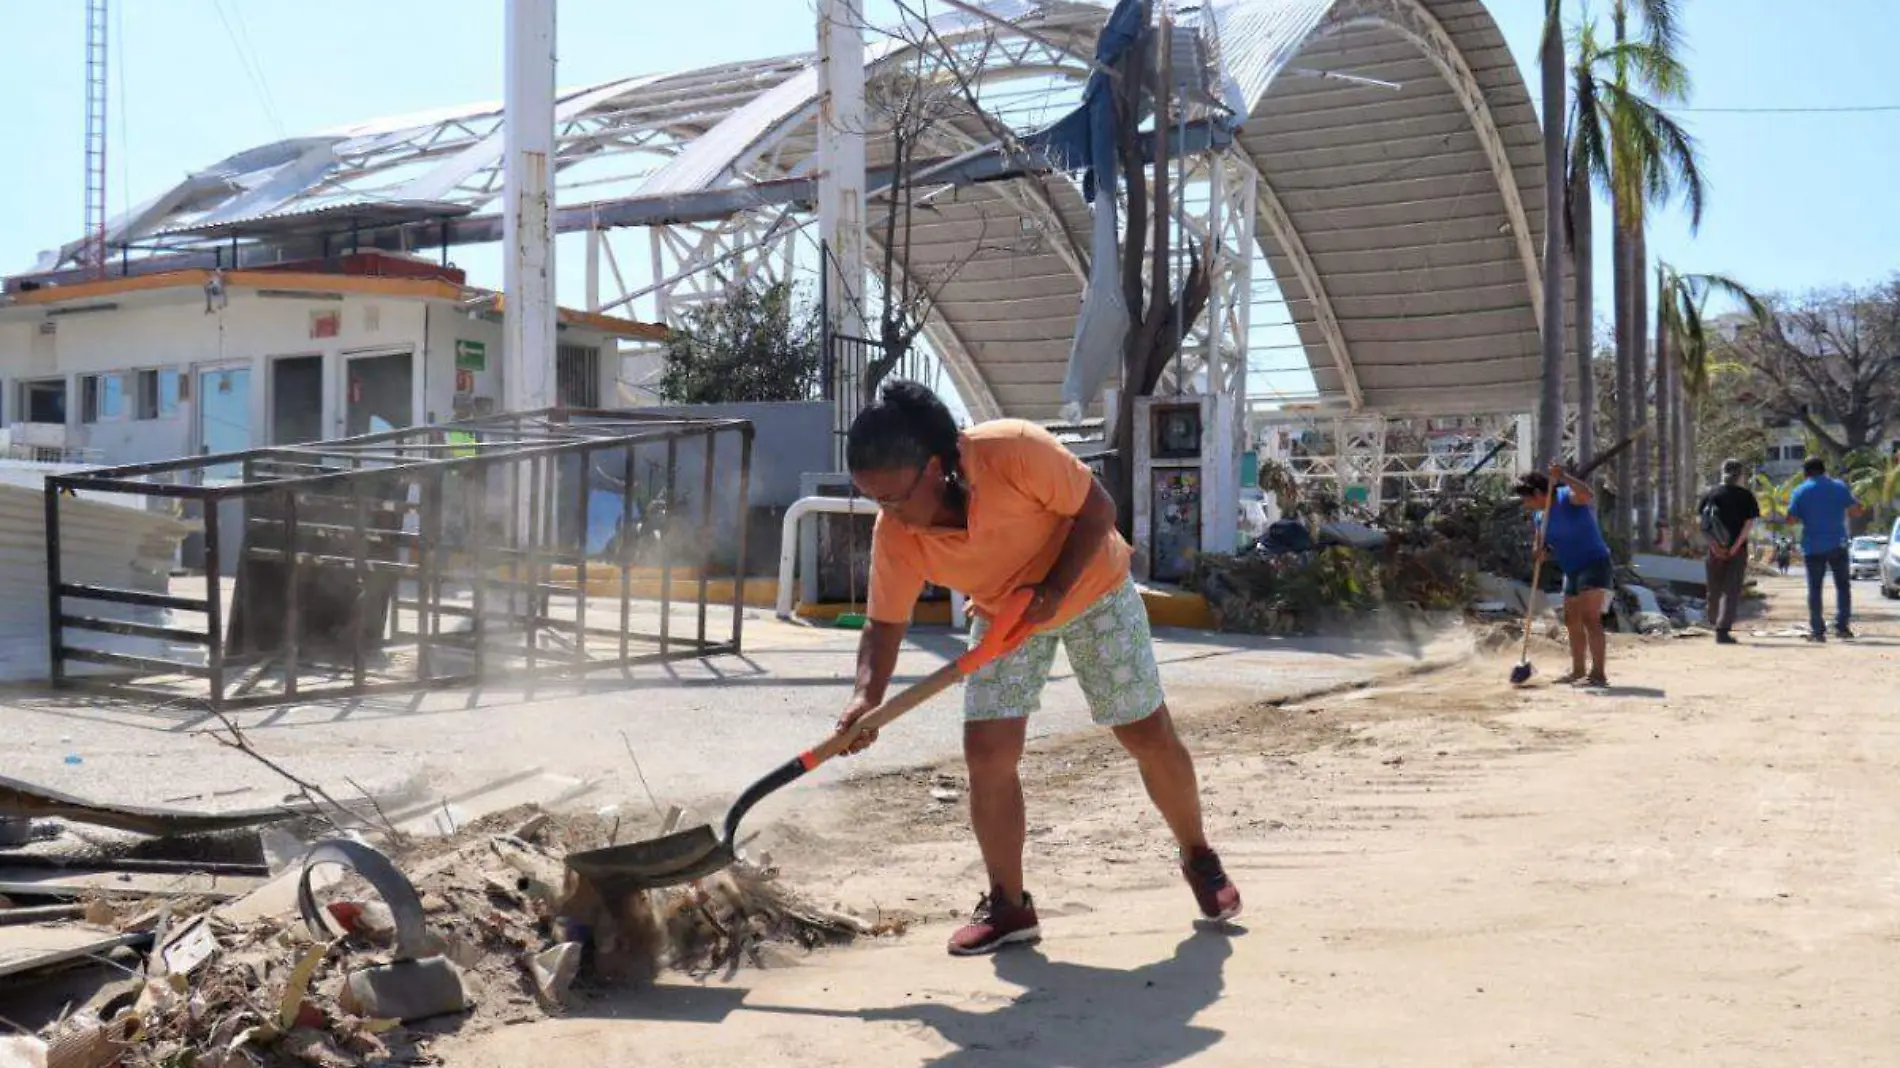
[45,408,754,711]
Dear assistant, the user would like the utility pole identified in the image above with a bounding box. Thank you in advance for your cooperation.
[817,0,867,437]
[503,0,557,413]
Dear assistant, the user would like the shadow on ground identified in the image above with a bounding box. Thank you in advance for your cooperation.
[576,927,1239,1067]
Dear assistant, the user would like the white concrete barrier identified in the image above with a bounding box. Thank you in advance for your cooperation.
[775,495,968,628]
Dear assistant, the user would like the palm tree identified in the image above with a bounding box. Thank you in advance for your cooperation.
[1566,25,1604,468]
[1657,265,1767,542]
[1603,0,1698,546]
[1538,0,1567,467]
[1752,470,1802,525]
[1568,7,1700,541]
[1849,455,1900,528]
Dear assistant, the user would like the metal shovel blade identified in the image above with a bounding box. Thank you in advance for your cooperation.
[565,824,734,895]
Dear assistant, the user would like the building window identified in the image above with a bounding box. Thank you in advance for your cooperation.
[80,373,127,424]
[556,344,601,408]
[132,368,183,420]
[20,378,66,424]
[136,370,160,420]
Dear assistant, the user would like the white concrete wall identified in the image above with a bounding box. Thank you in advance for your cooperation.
[427,307,505,422]
[0,289,427,465]
[2,290,631,471]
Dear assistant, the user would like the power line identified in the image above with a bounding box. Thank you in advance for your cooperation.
[1677,104,1900,114]
[205,0,286,137]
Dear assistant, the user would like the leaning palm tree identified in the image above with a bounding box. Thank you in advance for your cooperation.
[1657,265,1767,542]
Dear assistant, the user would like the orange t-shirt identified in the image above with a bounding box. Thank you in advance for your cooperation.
[866,419,1133,628]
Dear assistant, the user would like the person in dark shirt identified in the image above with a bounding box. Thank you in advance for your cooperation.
[1698,458,1761,644]
[1513,465,1614,688]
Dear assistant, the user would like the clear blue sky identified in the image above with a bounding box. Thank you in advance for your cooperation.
[1,0,1894,314]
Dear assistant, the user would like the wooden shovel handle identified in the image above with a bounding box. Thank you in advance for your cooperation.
[803,588,1038,769]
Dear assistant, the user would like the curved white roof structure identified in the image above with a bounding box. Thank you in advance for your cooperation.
[14,0,1559,421]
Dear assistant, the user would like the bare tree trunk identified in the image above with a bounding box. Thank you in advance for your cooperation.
[1653,267,1673,546]
[1611,211,1632,544]
[1679,376,1697,535]
[1571,164,1596,466]
[1108,7,1153,532]
[1537,8,1567,466]
[1632,226,1652,548]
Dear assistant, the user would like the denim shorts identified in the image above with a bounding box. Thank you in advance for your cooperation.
[1563,556,1615,597]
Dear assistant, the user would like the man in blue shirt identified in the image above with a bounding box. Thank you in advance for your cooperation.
[1785,456,1866,640]
[1513,464,1615,687]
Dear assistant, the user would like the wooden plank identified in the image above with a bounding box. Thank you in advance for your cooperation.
[0,774,333,836]
[0,923,144,979]
[0,866,263,902]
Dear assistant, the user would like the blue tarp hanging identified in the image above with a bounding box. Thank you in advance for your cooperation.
[1023,0,1145,204]
[1024,0,1147,421]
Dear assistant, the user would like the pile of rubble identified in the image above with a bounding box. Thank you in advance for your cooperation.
[2,776,900,1067]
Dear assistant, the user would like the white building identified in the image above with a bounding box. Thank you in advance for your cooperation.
[0,261,662,469]
[1756,421,1900,481]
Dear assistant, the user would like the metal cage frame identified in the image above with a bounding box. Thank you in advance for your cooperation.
[44,408,754,711]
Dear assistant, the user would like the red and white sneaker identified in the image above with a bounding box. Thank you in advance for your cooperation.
[1182,847,1242,921]
[947,888,1041,956]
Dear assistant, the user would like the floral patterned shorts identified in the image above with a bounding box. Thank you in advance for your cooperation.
[964,578,1166,727]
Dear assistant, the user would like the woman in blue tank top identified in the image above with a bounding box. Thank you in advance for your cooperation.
[1513,465,1614,688]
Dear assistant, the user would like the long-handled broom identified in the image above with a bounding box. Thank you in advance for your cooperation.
[1509,496,1552,686]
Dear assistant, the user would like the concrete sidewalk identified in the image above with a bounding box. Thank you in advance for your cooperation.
[3,612,1471,818]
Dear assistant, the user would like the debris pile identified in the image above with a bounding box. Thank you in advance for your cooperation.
[1196,486,1731,639]
[1192,494,1498,634]
[4,773,901,1066]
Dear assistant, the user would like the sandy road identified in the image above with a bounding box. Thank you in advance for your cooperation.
[445,574,1900,1066]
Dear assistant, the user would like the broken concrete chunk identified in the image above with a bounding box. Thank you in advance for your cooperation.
[0,1036,47,1068]
[339,957,469,1023]
[531,942,583,1008]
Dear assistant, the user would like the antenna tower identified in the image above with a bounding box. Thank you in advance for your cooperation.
[83,0,109,277]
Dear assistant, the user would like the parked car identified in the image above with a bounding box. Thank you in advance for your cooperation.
[1850,535,1886,581]
[1881,519,1900,599]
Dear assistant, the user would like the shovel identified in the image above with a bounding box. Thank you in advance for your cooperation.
[568,589,1038,896]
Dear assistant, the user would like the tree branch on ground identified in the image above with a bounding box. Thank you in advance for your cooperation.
[197,706,406,844]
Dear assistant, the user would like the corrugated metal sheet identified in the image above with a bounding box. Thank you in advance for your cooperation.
[0,479,196,682]
[635,0,1066,198]
[1205,0,1339,116]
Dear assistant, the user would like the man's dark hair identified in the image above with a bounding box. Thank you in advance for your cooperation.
[1511,472,1550,498]
[1721,458,1746,482]
[1803,456,1826,477]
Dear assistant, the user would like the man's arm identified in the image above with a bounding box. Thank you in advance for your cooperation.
[1726,517,1756,557]
[1029,478,1117,621]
